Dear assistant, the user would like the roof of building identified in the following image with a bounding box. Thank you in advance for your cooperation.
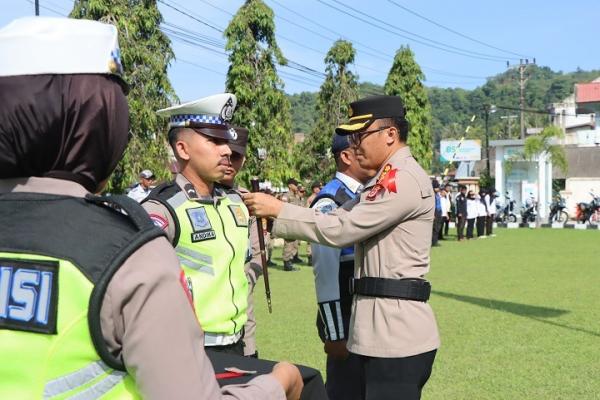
[575,82,600,104]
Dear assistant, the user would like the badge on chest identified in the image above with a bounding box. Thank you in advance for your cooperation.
[186,207,217,242]
[366,163,398,201]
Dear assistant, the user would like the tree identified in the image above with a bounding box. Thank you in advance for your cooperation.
[225,0,294,186]
[384,46,433,170]
[523,125,568,175]
[71,0,177,193]
[296,40,359,183]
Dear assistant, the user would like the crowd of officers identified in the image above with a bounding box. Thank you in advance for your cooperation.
[1,16,441,400]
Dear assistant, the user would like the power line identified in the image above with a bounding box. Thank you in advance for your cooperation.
[23,0,65,16]
[177,58,227,77]
[318,0,510,62]
[386,0,532,59]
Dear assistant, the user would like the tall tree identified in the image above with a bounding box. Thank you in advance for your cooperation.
[384,46,433,170]
[296,39,359,183]
[225,0,294,186]
[71,0,177,193]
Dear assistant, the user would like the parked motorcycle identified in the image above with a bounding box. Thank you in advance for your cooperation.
[495,195,517,223]
[548,196,568,223]
[521,198,537,223]
[576,192,600,224]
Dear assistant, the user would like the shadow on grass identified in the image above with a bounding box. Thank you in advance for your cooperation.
[433,290,600,338]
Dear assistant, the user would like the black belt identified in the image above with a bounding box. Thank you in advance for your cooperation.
[349,277,431,302]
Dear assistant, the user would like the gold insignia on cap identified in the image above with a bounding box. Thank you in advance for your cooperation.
[108,60,118,73]
[348,106,354,117]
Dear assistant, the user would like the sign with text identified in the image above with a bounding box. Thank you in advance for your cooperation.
[440,140,481,162]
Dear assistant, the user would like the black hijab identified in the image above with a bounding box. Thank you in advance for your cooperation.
[0,74,129,192]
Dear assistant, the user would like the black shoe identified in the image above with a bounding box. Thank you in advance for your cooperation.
[266,259,277,267]
[307,255,312,266]
[283,261,299,271]
[291,256,304,264]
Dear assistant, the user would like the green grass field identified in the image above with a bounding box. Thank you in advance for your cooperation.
[252,229,600,399]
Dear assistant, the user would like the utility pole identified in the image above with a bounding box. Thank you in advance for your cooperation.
[507,58,536,139]
[35,0,40,16]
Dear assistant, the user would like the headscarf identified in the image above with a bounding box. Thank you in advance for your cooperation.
[0,74,129,192]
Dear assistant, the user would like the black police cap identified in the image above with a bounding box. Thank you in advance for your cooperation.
[336,95,406,135]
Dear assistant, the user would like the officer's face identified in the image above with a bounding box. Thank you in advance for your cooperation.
[175,129,232,183]
[221,151,245,186]
[351,120,391,171]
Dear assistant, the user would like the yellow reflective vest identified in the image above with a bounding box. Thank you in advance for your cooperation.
[146,183,249,338]
[0,193,164,399]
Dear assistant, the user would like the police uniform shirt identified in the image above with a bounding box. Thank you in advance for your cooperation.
[311,172,362,341]
[273,146,440,358]
[0,177,285,400]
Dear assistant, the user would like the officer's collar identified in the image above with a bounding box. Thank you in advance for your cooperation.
[365,146,412,188]
[335,171,363,194]
[176,173,225,202]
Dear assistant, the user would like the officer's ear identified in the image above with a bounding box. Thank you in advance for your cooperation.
[339,149,353,168]
[174,131,193,162]
[385,126,398,145]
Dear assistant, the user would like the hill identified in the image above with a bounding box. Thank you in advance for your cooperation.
[287,66,600,172]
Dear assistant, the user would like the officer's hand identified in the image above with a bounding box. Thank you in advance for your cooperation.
[271,362,303,400]
[324,340,349,360]
[242,193,284,218]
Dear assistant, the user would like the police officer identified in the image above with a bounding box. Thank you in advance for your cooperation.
[244,95,440,400]
[310,134,375,400]
[217,126,262,358]
[142,94,251,356]
[282,178,303,271]
[127,169,155,202]
[0,17,302,399]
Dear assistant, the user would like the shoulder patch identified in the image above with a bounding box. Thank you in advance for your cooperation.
[228,204,248,227]
[0,258,59,335]
[149,213,169,230]
[313,198,337,215]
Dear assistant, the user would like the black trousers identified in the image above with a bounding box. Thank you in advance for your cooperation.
[432,211,442,245]
[456,216,466,240]
[206,340,244,356]
[466,218,475,239]
[486,215,495,235]
[476,216,486,236]
[358,349,437,400]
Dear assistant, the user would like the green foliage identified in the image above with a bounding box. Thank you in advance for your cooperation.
[295,40,359,184]
[384,46,433,170]
[288,92,317,134]
[225,0,294,186]
[71,0,177,193]
[523,125,568,174]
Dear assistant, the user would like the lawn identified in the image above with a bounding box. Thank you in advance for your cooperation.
[252,229,600,399]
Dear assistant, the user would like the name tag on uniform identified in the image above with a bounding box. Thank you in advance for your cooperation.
[0,259,59,335]
[228,205,248,227]
[186,207,216,242]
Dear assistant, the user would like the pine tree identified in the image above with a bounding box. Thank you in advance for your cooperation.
[225,0,294,187]
[384,46,433,170]
[296,40,359,183]
[71,0,177,192]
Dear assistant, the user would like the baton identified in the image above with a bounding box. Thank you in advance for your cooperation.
[250,178,272,313]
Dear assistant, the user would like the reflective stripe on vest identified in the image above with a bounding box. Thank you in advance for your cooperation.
[0,252,140,399]
[43,361,125,399]
[172,194,249,336]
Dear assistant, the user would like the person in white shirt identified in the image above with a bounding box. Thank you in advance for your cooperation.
[439,188,451,240]
[476,192,488,238]
[466,190,478,240]
[484,189,497,237]
[127,169,155,202]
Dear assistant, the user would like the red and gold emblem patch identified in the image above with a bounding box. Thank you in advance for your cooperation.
[366,164,398,201]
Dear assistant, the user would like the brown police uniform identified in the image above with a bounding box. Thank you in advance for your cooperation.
[273,145,439,399]
[282,191,303,263]
[1,177,285,400]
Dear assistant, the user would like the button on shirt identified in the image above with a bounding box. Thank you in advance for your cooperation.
[273,146,440,358]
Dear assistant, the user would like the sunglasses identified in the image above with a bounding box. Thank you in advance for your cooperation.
[349,126,391,146]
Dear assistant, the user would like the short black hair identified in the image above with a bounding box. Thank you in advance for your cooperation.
[168,127,185,150]
[384,117,409,142]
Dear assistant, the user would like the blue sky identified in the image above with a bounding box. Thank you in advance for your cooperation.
[3,0,600,101]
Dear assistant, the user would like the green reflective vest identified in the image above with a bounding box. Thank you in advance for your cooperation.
[147,183,249,337]
[0,192,164,399]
